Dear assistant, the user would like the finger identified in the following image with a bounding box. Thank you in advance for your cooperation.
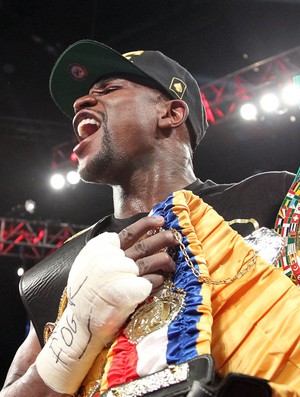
[142,274,165,292]
[136,251,176,276]
[119,216,165,250]
[125,229,179,261]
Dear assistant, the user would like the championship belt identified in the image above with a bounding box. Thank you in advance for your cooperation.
[45,189,300,396]
[76,191,215,396]
[275,167,300,284]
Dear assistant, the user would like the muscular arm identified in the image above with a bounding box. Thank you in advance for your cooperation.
[1,323,70,397]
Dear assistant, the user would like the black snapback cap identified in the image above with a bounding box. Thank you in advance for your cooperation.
[50,40,208,149]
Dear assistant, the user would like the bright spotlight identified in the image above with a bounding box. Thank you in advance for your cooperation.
[50,173,66,190]
[281,84,300,106]
[260,93,280,113]
[24,199,36,214]
[240,103,258,120]
[17,267,24,277]
[66,170,80,185]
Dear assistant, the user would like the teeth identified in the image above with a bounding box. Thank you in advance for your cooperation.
[77,118,100,138]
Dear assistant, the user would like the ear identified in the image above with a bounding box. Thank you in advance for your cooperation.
[157,99,189,130]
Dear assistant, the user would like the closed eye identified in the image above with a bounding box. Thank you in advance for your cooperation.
[90,85,122,96]
[105,86,121,94]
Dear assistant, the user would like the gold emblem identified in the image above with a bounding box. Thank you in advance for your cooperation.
[43,322,55,343]
[169,77,187,99]
[123,50,144,61]
[124,280,186,344]
[174,83,183,93]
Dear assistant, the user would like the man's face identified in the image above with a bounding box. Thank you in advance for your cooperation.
[72,77,164,185]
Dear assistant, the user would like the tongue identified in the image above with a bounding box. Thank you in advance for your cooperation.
[81,123,99,137]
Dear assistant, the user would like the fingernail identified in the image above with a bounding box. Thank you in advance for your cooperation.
[154,216,165,223]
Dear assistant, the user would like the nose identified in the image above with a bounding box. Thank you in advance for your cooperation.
[73,94,98,114]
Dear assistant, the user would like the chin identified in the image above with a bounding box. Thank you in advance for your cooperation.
[76,165,94,183]
[78,152,116,184]
[78,166,109,185]
[78,171,98,184]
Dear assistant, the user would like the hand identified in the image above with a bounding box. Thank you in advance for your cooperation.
[119,215,180,292]
[37,226,169,395]
[36,216,179,394]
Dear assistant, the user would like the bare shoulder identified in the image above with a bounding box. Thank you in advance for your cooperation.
[2,322,41,388]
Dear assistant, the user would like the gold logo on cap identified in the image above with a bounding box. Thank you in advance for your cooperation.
[169,77,187,99]
[123,50,144,61]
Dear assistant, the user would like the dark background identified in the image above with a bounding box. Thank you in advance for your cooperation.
[0,0,299,386]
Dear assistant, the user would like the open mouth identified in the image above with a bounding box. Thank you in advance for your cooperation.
[77,118,101,140]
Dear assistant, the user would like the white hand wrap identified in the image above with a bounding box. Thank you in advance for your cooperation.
[36,232,152,394]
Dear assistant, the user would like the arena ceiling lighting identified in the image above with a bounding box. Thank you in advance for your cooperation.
[50,173,66,190]
[240,103,258,121]
[17,267,25,277]
[24,199,37,214]
[50,171,80,190]
[281,83,300,105]
[240,81,300,121]
[260,93,280,113]
[66,170,81,185]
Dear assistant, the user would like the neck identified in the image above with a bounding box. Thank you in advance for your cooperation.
[112,165,197,219]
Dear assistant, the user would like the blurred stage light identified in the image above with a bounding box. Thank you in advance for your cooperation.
[260,93,280,112]
[24,199,36,214]
[66,170,80,185]
[240,103,258,120]
[50,173,66,190]
[17,267,25,277]
[70,152,78,163]
[281,83,300,106]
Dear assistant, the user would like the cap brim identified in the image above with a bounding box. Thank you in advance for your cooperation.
[50,40,148,118]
